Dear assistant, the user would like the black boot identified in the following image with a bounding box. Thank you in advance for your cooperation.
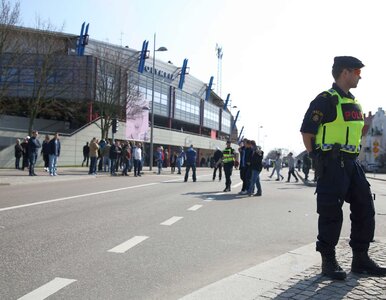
[321,253,347,280]
[352,251,386,276]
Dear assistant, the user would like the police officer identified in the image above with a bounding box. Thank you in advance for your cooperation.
[301,56,386,280]
[222,141,235,192]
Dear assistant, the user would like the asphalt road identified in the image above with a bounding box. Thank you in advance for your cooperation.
[1,168,385,299]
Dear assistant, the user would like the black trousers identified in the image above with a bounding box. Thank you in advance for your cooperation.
[240,166,251,191]
[316,157,375,254]
[28,153,37,175]
[213,164,222,180]
[287,167,298,182]
[184,163,196,182]
[223,163,233,189]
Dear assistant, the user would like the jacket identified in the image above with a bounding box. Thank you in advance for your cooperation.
[48,138,61,156]
[251,150,264,171]
[27,137,41,156]
[185,147,197,165]
[89,140,99,158]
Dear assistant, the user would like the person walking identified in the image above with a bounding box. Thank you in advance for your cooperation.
[102,140,111,172]
[184,144,197,182]
[109,140,121,176]
[88,138,99,175]
[248,145,264,196]
[302,153,311,181]
[271,152,284,181]
[301,56,386,280]
[170,151,177,174]
[133,142,142,177]
[268,159,276,178]
[297,159,302,172]
[176,146,185,174]
[121,142,131,176]
[156,146,164,175]
[82,142,89,167]
[48,132,61,176]
[27,130,41,176]
[286,152,298,183]
[222,141,235,192]
[238,141,247,192]
[41,135,50,172]
[212,147,223,181]
[21,136,29,171]
[14,139,23,170]
[164,149,169,169]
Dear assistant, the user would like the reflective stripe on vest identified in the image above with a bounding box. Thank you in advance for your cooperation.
[315,89,364,154]
[223,148,234,163]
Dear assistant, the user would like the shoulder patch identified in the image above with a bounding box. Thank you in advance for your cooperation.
[311,110,323,123]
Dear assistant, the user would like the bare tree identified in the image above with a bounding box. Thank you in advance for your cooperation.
[94,47,144,139]
[0,0,21,114]
[20,17,71,134]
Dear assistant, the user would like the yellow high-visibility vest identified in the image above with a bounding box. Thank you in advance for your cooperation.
[223,148,234,163]
[315,89,364,154]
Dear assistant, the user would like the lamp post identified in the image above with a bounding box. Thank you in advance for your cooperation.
[258,125,263,146]
[149,33,167,171]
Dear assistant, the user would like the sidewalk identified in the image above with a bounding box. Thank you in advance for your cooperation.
[181,239,386,300]
[0,166,158,186]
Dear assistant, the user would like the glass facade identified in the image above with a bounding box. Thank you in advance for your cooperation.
[203,102,220,130]
[129,72,169,117]
[129,70,231,134]
[221,111,231,134]
[174,89,200,125]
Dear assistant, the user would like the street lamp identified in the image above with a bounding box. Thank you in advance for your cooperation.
[149,33,167,171]
[258,125,263,146]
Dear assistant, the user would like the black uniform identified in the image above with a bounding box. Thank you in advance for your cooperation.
[222,146,235,191]
[300,83,375,255]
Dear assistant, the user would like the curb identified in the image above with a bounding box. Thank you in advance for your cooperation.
[180,243,319,300]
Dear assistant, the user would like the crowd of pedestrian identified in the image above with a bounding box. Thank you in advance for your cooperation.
[236,139,264,196]
[14,131,62,176]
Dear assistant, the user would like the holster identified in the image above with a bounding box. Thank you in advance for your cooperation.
[313,152,324,180]
[331,143,341,160]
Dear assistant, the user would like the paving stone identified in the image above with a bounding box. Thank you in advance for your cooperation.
[253,240,386,300]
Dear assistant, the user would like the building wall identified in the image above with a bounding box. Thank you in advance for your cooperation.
[359,107,386,170]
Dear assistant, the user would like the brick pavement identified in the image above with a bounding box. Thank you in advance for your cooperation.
[258,239,386,300]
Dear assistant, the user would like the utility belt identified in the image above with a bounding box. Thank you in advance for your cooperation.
[313,143,358,179]
[316,143,360,155]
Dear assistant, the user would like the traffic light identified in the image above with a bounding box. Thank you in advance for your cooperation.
[112,118,119,133]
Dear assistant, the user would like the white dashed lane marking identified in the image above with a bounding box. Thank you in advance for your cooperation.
[18,277,76,300]
[107,236,149,254]
[160,216,183,226]
[188,205,203,211]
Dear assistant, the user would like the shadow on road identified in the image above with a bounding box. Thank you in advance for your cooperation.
[183,191,255,201]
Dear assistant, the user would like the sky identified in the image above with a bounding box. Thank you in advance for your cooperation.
[18,0,386,154]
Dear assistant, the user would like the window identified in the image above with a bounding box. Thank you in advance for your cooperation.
[203,102,220,130]
[221,111,231,134]
[174,89,200,125]
[132,72,169,117]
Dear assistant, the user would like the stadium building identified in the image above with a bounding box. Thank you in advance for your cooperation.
[0,24,240,168]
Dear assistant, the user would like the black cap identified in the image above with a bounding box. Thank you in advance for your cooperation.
[226,140,231,144]
[333,56,364,69]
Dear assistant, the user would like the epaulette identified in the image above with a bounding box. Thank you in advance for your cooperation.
[317,91,332,99]
[317,89,338,106]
